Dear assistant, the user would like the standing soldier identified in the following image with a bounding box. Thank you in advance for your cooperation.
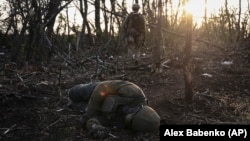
[122,4,146,64]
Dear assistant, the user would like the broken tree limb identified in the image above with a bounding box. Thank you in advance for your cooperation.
[108,133,118,139]
[2,124,17,136]
[42,117,62,132]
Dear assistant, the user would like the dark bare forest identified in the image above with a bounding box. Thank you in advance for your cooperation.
[1,0,250,141]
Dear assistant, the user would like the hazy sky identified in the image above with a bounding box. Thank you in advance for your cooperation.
[0,0,248,29]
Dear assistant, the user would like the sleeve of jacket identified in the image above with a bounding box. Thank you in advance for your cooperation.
[85,82,110,117]
[122,14,130,33]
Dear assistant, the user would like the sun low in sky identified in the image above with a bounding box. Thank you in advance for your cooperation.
[183,0,246,26]
[0,0,247,32]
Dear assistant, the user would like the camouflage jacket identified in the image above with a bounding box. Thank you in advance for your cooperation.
[122,12,146,37]
[85,80,147,118]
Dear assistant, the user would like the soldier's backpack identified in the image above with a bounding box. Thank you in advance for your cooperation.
[127,12,145,36]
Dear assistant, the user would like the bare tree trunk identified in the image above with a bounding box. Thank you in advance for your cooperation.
[172,0,181,27]
[27,0,42,62]
[8,0,72,63]
[109,0,115,37]
[66,7,70,41]
[78,0,86,50]
[11,20,28,62]
[95,0,102,42]
[152,0,163,73]
[237,0,242,41]
[9,0,28,61]
[225,0,233,42]
[204,0,207,33]
[183,13,193,104]
[78,0,93,47]
[248,0,250,15]
[165,0,169,27]
[102,0,108,37]
[116,0,128,55]
[142,0,146,14]
[45,0,61,38]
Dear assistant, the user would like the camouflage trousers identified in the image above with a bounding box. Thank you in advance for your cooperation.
[124,34,144,61]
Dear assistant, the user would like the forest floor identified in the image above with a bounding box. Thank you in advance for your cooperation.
[1,42,250,141]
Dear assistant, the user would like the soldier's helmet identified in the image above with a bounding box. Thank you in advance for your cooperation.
[132,4,140,11]
[124,106,160,132]
[68,83,97,112]
[68,83,97,102]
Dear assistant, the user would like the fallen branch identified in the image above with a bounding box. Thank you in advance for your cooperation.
[16,73,24,82]
[42,117,62,132]
[108,133,118,139]
[2,124,17,136]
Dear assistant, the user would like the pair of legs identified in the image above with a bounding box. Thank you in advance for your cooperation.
[125,35,143,62]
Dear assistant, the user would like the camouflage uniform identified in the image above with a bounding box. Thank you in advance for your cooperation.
[68,83,98,112]
[68,80,160,139]
[122,4,146,61]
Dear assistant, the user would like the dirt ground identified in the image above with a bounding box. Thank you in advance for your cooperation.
[1,43,250,141]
